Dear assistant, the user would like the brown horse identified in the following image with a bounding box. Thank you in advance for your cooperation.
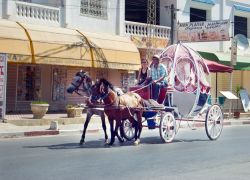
[93,78,144,145]
[67,71,108,145]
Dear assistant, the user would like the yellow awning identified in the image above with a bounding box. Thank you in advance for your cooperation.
[0,20,140,70]
[0,19,32,63]
[20,23,92,67]
[80,31,141,70]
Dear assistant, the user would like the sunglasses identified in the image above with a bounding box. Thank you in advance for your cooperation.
[141,61,147,64]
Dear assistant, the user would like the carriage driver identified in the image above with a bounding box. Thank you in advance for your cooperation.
[150,54,168,101]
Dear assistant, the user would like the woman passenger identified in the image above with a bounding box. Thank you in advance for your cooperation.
[137,59,150,85]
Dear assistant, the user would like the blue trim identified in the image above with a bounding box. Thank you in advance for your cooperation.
[234,4,250,13]
[192,0,215,5]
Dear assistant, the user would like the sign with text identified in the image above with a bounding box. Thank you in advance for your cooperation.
[0,53,7,120]
[130,35,169,49]
[231,38,237,66]
[177,20,230,42]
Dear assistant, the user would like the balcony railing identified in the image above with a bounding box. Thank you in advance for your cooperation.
[125,21,171,39]
[15,1,60,25]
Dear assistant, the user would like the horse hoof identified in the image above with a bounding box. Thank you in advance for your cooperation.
[105,139,109,144]
[118,138,124,143]
[134,139,140,145]
[108,141,114,146]
[79,140,85,145]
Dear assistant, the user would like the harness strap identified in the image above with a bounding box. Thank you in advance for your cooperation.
[131,83,152,93]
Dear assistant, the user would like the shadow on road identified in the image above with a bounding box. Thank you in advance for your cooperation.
[23,136,209,150]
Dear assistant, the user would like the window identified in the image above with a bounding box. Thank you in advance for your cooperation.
[190,8,206,22]
[52,68,67,101]
[125,0,160,25]
[17,65,41,101]
[121,73,136,92]
[80,0,108,19]
[234,16,248,37]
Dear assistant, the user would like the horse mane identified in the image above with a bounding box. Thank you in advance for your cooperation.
[75,71,84,77]
[99,78,115,91]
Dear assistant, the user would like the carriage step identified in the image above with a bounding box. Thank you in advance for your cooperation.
[147,119,156,129]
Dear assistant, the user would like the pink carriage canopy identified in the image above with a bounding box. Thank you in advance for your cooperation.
[159,43,210,93]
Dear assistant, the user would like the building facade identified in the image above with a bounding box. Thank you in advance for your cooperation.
[160,0,250,110]
[0,0,144,112]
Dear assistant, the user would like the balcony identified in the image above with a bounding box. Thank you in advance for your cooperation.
[125,21,171,39]
[6,1,61,27]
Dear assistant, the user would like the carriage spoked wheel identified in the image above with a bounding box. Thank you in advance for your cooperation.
[159,112,176,143]
[121,119,136,141]
[205,104,224,140]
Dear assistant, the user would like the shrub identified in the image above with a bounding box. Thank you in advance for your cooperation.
[31,101,49,104]
[66,104,82,109]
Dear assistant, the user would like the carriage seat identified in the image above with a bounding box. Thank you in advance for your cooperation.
[143,99,165,110]
[158,86,175,104]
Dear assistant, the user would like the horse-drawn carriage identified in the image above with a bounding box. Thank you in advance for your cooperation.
[122,43,224,143]
[67,43,224,145]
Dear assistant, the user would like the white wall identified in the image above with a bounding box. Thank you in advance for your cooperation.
[0,0,3,18]
[1,0,124,35]
[64,0,124,35]
[30,0,60,7]
[160,0,176,27]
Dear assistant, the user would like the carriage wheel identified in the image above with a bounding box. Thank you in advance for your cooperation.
[121,119,135,141]
[205,104,223,140]
[159,112,176,143]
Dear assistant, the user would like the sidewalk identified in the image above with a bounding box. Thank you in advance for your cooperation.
[0,113,103,138]
[0,113,250,138]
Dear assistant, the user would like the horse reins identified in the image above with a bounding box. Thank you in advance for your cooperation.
[130,83,152,93]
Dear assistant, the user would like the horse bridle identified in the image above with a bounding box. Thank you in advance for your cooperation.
[71,72,92,96]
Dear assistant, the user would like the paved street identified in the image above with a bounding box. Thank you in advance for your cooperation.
[0,125,250,180]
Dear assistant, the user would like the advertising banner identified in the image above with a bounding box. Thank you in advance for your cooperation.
[130,35,169,49]
[0,53,7,120]
[177,20,230,42]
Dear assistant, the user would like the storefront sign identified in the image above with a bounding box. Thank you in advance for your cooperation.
[35,57,92,67]
[130,35,169,49]
[0,53,7,120]
[7,54,31,63]
[95,61,140,71]
[177,20,230,42]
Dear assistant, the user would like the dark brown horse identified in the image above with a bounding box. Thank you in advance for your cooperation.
[67,71,108,145]
[92,78,144,145]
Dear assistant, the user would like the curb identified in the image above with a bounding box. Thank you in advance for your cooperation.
[0,128,101,139]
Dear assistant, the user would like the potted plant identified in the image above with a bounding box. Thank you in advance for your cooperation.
[30,101,49,119]
[66,104,84,118]
[233,85,242,118]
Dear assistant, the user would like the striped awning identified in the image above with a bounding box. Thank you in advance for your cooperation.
[234,4,250,13]
[192,0,215,5]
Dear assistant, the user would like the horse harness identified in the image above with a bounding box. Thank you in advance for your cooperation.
[99,87,140,119]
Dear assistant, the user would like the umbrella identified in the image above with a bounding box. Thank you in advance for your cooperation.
[203,59,233,99]
[204,59,233,73]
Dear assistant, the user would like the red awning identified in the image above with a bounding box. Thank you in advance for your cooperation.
[204,59,233,73]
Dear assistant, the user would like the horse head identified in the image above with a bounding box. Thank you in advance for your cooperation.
[66,70,92,95]
[91,78,117,105]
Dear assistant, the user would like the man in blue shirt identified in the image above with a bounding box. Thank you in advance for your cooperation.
[150,54,167,101]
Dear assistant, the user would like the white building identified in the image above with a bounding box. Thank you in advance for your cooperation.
[0,0,171,112]
[0,0,138,111]
[160,0,250,112]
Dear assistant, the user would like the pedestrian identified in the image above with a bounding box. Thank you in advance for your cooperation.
[137,58,150,85]
[150,54,167,101]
